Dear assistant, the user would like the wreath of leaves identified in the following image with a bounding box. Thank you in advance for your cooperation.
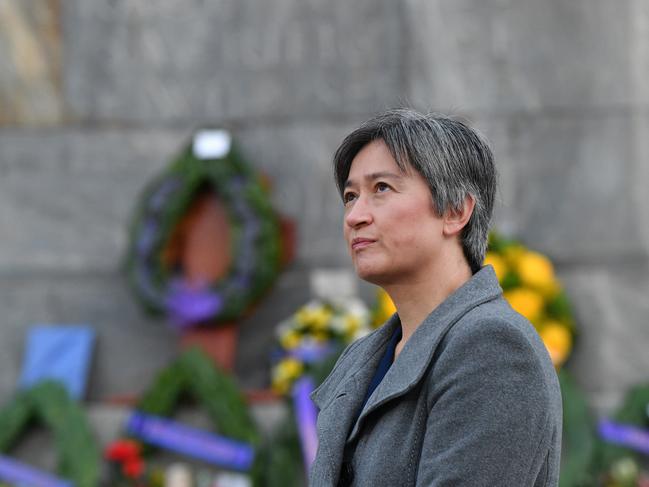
[0,381,100,487]
[111,348,264,484]
[126,139,282,326]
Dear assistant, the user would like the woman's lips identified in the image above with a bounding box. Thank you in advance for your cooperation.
[351,238,376,250]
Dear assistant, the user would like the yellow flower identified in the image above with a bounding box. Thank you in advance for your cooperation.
[517,251,557,294]
[312,331,330,343]
[271,358,304,394]
[483,252,508,282]
[504,288,545,321]
[380,291,397,316]
[539,322,572,367]
[295,305,333,331]
[272,378,290,395]
[279,330,301,350]
[503,244,525,266]
[344,315,361,333]
[373,289,397,327]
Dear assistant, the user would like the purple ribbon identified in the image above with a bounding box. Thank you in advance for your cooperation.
[292,376,319,473]
[0,455,72,487]
[127,412,254,471]
[598,419,649,454]
[165,279,223,328]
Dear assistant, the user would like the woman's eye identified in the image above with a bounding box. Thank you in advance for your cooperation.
[343,192,357,204]
[376,182,390,193]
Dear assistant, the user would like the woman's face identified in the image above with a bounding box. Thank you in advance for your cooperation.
[342,139,446,286]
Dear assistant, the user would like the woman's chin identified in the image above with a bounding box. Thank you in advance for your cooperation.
[354,264,389,285]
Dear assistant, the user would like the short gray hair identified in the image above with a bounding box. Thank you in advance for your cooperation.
[333,108,497,273]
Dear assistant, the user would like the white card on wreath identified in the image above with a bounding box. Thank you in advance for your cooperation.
[193,130,232,160]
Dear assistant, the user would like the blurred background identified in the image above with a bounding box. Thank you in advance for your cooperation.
[1,0,649,485]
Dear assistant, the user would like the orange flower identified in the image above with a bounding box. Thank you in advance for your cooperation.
[539,322,572,367]
[503,288,544,321]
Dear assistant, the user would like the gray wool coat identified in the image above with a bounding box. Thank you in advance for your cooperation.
[310,266,562,486]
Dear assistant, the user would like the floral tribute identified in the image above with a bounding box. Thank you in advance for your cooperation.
[0,381,99,487]
[104,439,149,485]
[270,299,372,395]
[104,349,260,486]
[125,132,282,328]
[484,233,575,368]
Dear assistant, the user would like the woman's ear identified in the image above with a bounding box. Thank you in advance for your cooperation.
[443,194,475,237]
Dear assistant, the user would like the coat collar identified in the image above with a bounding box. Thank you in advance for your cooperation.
[348,265,503,441]
[312,266,503,445]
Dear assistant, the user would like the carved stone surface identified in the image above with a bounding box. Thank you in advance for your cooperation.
[405,0,633,113]
[0,129,188,272]
[0,0,63,125]
[64,0,403,122]
[472,113,648,264]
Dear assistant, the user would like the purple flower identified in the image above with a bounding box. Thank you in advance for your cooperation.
[165,279,223,328]
[135,264,162,305]
[136,219,158,256]
[148,178,182,212]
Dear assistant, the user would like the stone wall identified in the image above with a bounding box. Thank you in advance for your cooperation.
[1,0,647,415]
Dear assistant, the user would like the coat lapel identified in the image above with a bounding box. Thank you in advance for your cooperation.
[347,266,503,443]
[310,316,400,483]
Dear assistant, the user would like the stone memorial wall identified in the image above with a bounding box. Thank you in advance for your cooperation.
[1,0,648,415]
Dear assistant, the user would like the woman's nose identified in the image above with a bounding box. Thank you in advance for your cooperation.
[345,195,372,228]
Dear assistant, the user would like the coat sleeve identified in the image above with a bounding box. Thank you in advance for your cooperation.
[415,317,556,486]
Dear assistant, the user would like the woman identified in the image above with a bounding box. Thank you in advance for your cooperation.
[310,109,562,486]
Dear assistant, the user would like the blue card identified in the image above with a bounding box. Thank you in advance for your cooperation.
[19,325,95,401]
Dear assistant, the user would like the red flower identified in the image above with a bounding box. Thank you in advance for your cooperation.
[105,439,141,462]
[122,457,145,478]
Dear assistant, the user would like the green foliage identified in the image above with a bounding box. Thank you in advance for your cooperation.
[133,348,265,483]
[136,348,259,444]
[0,381,100,487]
[592,383,649,476]
[547,292,575,326]
[559,370,597,487]
[259,411,304,487]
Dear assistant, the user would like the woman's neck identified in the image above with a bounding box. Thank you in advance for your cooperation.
[386,249,473,357]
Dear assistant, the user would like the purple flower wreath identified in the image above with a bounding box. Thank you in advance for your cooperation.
[126,136,281,329]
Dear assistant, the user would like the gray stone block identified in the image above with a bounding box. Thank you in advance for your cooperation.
[471,113,647,263]
[559,263,649,415]
[0,129,188,272]
[405,0,632,113]
[64,0,403,123]
[629,113,649,262]
[630,0,649,106]
[0,0,64,126]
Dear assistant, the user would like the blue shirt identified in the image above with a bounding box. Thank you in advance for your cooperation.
[357,324,403,418]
